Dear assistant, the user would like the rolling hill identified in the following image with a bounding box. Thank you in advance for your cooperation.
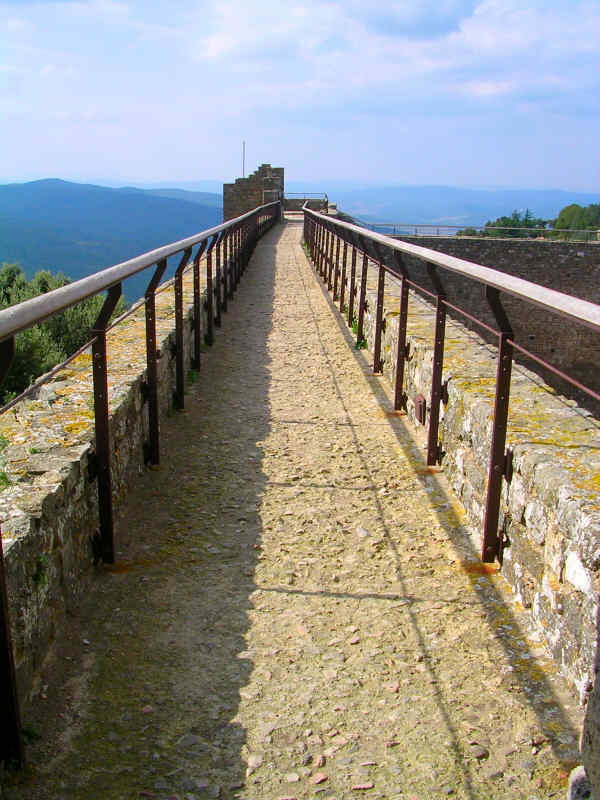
[0,179,223,301]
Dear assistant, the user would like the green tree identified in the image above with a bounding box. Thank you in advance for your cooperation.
[553,203,600,239]
[483,209,548,238]
[0,263,126,403]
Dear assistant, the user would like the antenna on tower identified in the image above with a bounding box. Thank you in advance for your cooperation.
[242,141,246,178]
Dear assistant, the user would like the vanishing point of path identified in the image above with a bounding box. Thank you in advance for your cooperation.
[10,219,583,800]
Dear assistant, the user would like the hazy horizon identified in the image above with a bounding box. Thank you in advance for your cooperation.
[0,175,598,197]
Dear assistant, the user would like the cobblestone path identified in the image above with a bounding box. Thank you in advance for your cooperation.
[10,220,583,800]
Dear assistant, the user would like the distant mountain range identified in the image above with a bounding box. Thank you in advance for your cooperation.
[321,185,600,226]
[2,178,599,303]
[0,179,222,301]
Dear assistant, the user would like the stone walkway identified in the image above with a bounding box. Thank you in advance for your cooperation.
[7,220,583,800]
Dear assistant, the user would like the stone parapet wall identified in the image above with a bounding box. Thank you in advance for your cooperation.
[0,269,206,702]
[387,236,600,409]
[345,261,599,755]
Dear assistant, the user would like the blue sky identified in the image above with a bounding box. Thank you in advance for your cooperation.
[1,0,598,191]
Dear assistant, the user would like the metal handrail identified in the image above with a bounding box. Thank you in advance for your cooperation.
[302,204,600,574]
[305,208,600,333]
[0,203,279,343]
[0,199,281,768]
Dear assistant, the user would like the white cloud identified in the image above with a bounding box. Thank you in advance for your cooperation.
[0,0,597,188]
[6,16,28,31]
[461,79,515,97]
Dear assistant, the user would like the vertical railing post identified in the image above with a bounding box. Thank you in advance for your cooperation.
[248,218,254,262]
[238,226,243,285]
[1,533,24,770]
[192,243,207,371]
[91,284,122,562]
[333,236,341,299]
[221,232,229,313]
[174,248,192,410]
[0,338,14,389]
[304,215,310,256]
[240,226,245,281]
[348,245,357,327]
[323,228,330,282]
[0,335,22,768]
[339,241,348,312]
[356,246,369,345]
[215,238,222,328]
[426,265,446,466]
[229,228,235,291]
[327,228,335,291]
[205,236,217,346]
[482,287,514,563]
[145,261,167,466]
[247,215,255,263]
[242,223,248,275]
[373,260,385,373]
[231,227,238,290]
[393,253,409,411]
[228,229,236,300]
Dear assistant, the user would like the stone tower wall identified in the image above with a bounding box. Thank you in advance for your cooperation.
[223,163,284,221]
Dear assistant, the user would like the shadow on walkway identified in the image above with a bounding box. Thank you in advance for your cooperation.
[13,227,284,799]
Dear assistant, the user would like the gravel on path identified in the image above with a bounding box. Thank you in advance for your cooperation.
[4,220,583,800]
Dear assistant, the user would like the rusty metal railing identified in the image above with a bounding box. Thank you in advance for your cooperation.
[284,193,329,213]
[0,200,280,768]
[303,205,600,563]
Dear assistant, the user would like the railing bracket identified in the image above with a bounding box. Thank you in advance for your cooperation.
[90,529,103,566]
[415,394,426,425]
[504,448,514,483]
[436,442,444,465]
[87,451,99,482]
[441,377,451,405]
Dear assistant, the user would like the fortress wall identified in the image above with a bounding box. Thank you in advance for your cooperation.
[0,270,207,702]
[347,261,599,721]
[387,236,600,408]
